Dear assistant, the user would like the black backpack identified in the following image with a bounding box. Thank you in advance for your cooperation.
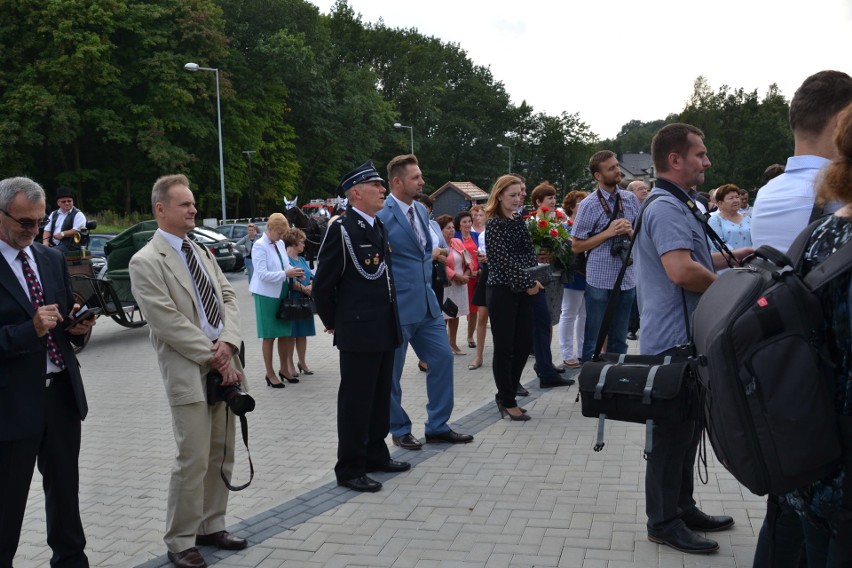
[692,219,852,496]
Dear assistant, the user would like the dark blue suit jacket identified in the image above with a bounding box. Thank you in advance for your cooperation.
[0,244,88,441]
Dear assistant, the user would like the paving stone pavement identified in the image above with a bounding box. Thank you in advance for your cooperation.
[15,273,766,567]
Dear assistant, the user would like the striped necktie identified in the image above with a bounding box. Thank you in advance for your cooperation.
[18,251,65,369]
[407,207,424,251]
[182,240,222,327]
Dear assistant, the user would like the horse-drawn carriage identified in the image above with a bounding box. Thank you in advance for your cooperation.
[66,221,154,349]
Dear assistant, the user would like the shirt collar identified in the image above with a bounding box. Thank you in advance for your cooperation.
[350,206,375,226]
[157,228,186,253]
[0,239,31,266]
[785,154,831,172]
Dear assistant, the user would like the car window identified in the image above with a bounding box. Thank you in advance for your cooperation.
[214,226,231,238]
[233,226,247,239]
[89,236,107,254]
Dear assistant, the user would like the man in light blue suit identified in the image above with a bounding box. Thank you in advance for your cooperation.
[377,154,473,449]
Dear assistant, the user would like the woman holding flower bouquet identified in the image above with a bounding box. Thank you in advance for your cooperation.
[485,175,544,421]
[526,183,575,387]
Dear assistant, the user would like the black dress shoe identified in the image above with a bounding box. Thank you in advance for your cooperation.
[540,376,575,388]
[338,475,382,492]
[168,548,207,568]
[367,459,411,473]
[392,433,422,450]
[425,429,473,444]
[648,524,719,554]
[682,510,735,532]
[627,331,638,340]
[516,386,530,397]
[195,531,247,550]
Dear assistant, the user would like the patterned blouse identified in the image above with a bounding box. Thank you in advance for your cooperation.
[485,214,536,290]
[786,215,852,532]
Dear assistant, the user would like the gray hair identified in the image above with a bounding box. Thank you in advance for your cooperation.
[151,174,190,211]
[0,177,46,210]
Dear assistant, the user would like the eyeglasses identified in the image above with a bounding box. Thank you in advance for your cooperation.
[0,208,47,230]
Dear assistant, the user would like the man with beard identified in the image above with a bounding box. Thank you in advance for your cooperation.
[376,154,473,450]
[635,123,750,554]
[570,151,640,363]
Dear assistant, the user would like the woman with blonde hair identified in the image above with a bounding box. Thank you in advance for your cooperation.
[485,175,543,421]
[248,213,304,387]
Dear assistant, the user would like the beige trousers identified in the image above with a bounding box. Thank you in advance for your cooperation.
[164,400,235,553]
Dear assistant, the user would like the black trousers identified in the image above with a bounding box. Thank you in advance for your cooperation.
[335,350,393,482]
[0,374,87,568]
[486,285,533,409]
[645,418,700,533]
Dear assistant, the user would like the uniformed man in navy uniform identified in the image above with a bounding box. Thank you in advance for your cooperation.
[313,161,410,492]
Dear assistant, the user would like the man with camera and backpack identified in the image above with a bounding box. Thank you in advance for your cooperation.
[633,124,752,554]
[130,175,248,568]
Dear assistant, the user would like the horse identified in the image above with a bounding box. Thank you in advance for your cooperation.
[283,197,330,267]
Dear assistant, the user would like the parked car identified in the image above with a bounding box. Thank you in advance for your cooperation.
[87,233,116,275]
[190,226,237,272]
[215,222,266,242]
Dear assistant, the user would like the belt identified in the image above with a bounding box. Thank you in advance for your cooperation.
[45,369,68,387]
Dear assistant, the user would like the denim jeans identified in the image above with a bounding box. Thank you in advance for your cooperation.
[581,284,635,362]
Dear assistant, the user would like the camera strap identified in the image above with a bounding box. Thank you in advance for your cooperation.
[220,409,254,491]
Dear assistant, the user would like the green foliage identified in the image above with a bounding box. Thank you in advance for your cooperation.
[0,2,796,219]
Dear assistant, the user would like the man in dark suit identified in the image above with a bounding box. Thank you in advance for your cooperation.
[377,154,473,449]
[0,176,95,568]
[313,162,410,492]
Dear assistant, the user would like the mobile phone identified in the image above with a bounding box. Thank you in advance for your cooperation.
[63,306,101,328]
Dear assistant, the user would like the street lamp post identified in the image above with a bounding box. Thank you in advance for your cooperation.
[185,62,227,223]
[497,143,512,173]
[243,150,256,218]
[393,122,414,154]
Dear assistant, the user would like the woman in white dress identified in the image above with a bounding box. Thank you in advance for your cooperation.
[436,214,470,354]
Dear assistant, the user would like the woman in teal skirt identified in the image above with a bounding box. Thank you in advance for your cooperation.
[248,213,305,387]
[282,228,316,378]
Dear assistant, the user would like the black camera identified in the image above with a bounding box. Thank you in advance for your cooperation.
[206,371,255,416]
[610,238,633,266]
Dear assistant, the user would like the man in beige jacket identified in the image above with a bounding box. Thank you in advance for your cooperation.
[130,174,247,568]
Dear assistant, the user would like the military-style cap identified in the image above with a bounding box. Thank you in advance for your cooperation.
[334,161,384,198]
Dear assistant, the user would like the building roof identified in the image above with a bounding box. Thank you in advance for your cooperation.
[618,152,653,176]
[430,181,489,201]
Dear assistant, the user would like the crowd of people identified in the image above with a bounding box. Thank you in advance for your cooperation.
[2,68,852,568]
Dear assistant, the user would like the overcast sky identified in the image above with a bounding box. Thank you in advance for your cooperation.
[310,0,852,139]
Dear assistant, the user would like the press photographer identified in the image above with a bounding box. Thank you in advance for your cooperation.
[570,150,640,364]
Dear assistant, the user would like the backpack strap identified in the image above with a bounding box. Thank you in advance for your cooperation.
[802,236,852,291]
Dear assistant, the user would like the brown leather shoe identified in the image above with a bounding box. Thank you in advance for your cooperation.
[167,548,207,568]
[195,531,248,550]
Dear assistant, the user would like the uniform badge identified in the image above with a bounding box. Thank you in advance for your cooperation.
[356,219,366,229]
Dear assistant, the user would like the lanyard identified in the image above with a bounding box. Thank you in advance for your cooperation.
[596,189,623,220]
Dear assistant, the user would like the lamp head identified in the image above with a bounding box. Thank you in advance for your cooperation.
[393,122,403,128]
[184,62,199,71]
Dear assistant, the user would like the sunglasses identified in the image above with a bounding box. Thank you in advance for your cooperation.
[0,208,47,230]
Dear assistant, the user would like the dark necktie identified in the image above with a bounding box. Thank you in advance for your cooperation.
[181,240,222,328]
[18,251,65,369]
[407,208,424,251]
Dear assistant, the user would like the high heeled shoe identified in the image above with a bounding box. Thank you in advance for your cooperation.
[278,370,299,384]
[495,401,531,421]
[297,362,314,375]
[265,376,285,389]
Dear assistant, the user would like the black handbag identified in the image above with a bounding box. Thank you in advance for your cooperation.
[577,194,699,457]
[442,297,459,318]
[276,279,313,320]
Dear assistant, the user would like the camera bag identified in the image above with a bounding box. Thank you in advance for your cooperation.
[692,220,852,496]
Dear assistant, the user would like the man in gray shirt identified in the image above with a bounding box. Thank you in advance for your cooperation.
[635,123,750,554]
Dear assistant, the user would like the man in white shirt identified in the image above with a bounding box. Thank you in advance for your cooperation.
[42,187,87,252]
[751,70,852,253]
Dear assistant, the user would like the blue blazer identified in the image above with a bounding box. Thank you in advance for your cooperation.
[377,196,441,326]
